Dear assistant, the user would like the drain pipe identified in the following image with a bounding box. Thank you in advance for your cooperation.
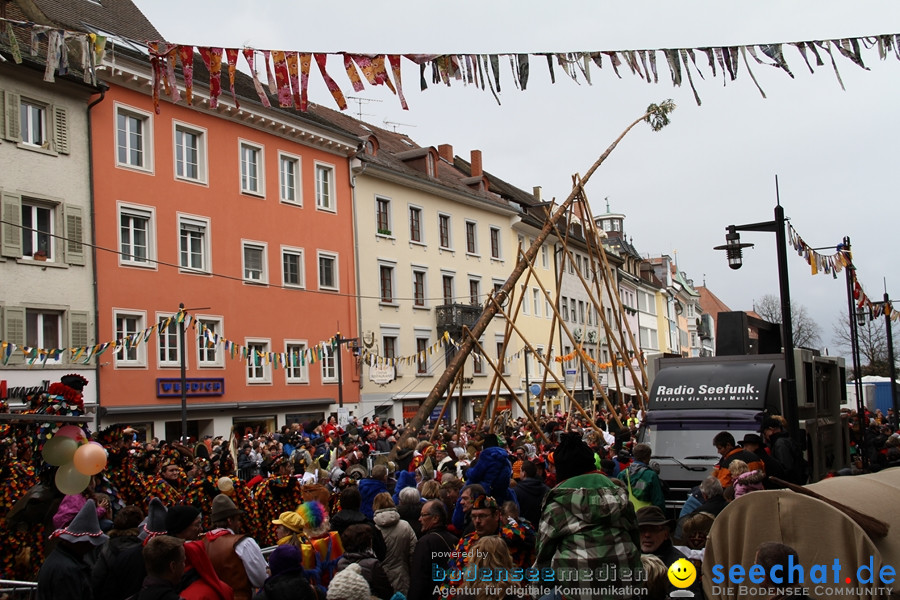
[87,83,108,428]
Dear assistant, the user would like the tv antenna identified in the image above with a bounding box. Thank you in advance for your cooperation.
[383,120,417,133]
[347,96,382,121]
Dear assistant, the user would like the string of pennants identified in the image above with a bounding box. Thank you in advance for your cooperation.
[788,224,897,322]
[2,17,899,110]
[0,309,346,369]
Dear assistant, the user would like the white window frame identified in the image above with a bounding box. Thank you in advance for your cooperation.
[115,103,153,172]
[317,251,339,291]
[465,220,478,255]
[375,196,392,236]
[114,310,147,367]
[315,162,336,212]
[278,152,302,205]
[412,267,428,308]
[25,309,62,363]
[174,121,207,184]
[489,227,502,260]
[19,98,47,147]
[281,245,305,289]
[246,339,272,384]
[285,340,309,383]
[177,213,210,274]
[379,260,397,305]
[520,285,529,315]
[321,344,337,383]
[438,213,452,250]
[409,205,424,244]
[118,202,156,268]
[242,241,268,284]
[496,338,509,375]
[20,198,56,261]
[239,140,265,196]
[196,316,224,368]
[533,288,541,318]
[156,312,182,368]
[415,333,431,376]
[542,245,549,269]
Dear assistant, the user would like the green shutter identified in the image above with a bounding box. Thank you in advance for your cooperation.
[52,105,69,154]
[68,311,91,362]
[1,191,22,258]
[3,306,26,364]
[3,91,20,142]
[63,204,85,266]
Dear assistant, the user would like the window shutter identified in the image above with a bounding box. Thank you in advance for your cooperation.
[3,306,26,364]
[52,105,69,154]
[0,90,4,139]
[68,311,91,362]
[63,204,85,265]
[3,92,20,142]
[1,192,22,258]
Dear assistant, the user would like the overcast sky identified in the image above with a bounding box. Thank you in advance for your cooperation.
[133,0,900,361]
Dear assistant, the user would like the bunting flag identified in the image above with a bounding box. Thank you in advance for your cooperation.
[2,16,899,111]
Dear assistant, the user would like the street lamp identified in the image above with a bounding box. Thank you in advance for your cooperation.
[334,332,359,409]
[179,302,210,443]
[714,200,799,440]
[859,291,899,431]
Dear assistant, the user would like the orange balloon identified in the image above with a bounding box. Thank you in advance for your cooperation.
[73,442,108,476]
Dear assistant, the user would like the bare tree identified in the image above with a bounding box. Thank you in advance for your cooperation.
[831,311,893,377]
[752,294,823,349]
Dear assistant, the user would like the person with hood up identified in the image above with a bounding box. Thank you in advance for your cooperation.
[38,499,110,600]
[358,464,388,520]
[534,433,641,600]
[181,539,233,600]
[371,493,416,596]
[253,544,318,600]
[462,434,516,505]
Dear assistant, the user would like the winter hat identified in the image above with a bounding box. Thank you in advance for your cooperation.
[326,563,371,600]
[210,493,244,522]
[272,511,303,534]
[483,434,499,448]
[268,544,303,576]
[165,504,201,536]
[50,499,109,546]
[553,433,597,482]
[139,498,168,541]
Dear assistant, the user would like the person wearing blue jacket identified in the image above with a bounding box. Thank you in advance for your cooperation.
[358,464,388,519]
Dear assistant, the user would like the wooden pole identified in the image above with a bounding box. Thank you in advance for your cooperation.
[390,103,675,458]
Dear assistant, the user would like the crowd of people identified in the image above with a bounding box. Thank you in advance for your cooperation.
[1,394,899,600]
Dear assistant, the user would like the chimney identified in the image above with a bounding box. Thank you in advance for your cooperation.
[438,144,453,162]
[470,150,482,178]
[533,186,542,202]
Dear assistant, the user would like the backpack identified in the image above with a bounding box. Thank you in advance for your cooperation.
[625,467,652,510]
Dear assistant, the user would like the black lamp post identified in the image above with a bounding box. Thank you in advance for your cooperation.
[844,239,868,433]
[334,332,359,409]
[859,291,899,431]
[179,303,210,442]
[714,200,799,440]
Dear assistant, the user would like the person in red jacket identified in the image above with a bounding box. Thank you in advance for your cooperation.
[712,431,765,488]
[180,540,233,600]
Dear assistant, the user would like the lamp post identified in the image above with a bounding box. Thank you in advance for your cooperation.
[859,290,898,431]
[844,239,868,433]
[334,332,359,409]
[179,303,210,443]
[523,347,532,414]
[714,199,799,440]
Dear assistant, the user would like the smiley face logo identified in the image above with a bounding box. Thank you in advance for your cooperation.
[667,558,697,588]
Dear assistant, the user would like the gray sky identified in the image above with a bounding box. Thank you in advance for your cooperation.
[133,0,900,360]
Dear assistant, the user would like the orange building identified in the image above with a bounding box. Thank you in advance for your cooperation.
[90,50,360,440]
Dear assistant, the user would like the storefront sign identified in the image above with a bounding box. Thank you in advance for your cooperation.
[156,378,225,398]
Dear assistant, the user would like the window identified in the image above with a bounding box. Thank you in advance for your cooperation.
[409,206,423,243]
[521,285,529,315]
[20,100,46,147]
[472,352,484,375]
[246,341,271,383]
[561,297,569,321]
[545,295,551,319]
[157,314,180,367]
[578,301,585,324]
[321,345,337,382]
[438,214,451,249]
[442,275,454,304]
[282,247,305,288]
[26,310,61,361]
[542,245,549,269]
[21,201,53,260]
[316,163,335,211]
[318,252,338,290]
[175,123,206,183]
[115,311,146,366]
[490,227,501,259]
[497,341,508,375]
[383,335,398,376]
[413,269,426,307]
[178,216,209,272]
[286,342,309,383]
[533,289,541,318]
[416,337,429,375]
[376,197,391,234]
[379,264,395,303]
[640,327,659,350]
[465,221,477,254]
[279,153,301,204]
[116,107,150,169]
[240,141,263,195]
[469,279,481,305]
[119,204,154,266]
[242,242,267,283]
[197,317,222,367]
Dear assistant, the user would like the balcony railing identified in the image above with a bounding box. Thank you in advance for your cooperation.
[435,303,482,336]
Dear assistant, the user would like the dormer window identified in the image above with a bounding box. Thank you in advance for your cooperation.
[364,136,379,156]
[426,152,435,176]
